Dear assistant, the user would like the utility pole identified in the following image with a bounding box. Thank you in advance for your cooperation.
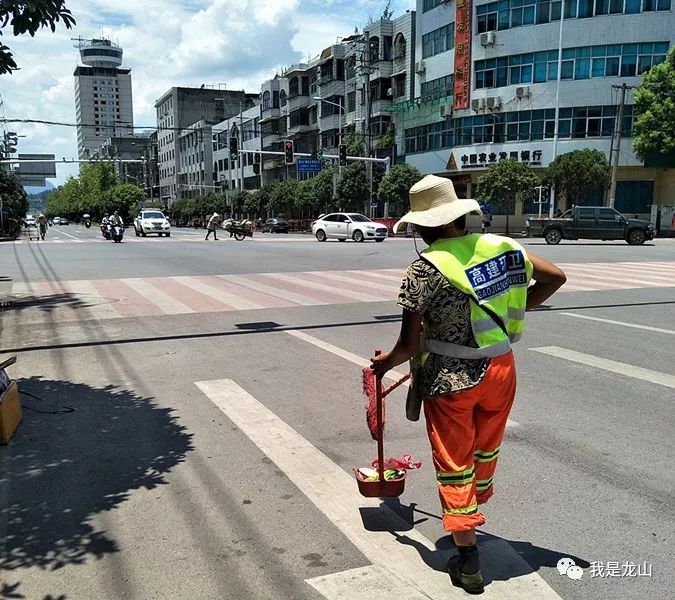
[608,83,634,208]
[239,96,245,192]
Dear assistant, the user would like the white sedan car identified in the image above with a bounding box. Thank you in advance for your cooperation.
[134,210,171,237]
[311,213,388,242]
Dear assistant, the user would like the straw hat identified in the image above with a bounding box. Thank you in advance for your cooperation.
[393,175,482,234]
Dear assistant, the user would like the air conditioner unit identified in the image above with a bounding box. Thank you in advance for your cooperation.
[480,31,496,47]
[516,85,530,99]
[386,87,394,97]
[486,96,502,110]
[440,105,453,118]
[471,98,486,112]
[415,60,426,74]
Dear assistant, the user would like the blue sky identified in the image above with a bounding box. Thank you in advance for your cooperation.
[0,0,415,183]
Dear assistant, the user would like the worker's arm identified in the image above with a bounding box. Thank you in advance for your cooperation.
[370,309,422,378]
[526,253,567,310]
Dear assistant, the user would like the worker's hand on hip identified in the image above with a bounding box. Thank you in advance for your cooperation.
[370,352,393,379]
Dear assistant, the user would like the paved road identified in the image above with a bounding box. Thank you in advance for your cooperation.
[1,227,673,600]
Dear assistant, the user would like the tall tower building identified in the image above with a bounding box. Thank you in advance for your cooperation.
[73,38,133,159]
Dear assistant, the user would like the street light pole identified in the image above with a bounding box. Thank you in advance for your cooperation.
[549,0,565,217]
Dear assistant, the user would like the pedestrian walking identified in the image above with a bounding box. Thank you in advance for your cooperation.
[480,207,492,234]
[205,212,221,240]
[37,214,47,241]
[370,175,566,594]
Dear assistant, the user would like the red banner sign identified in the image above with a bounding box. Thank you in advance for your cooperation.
[453,0,472,110]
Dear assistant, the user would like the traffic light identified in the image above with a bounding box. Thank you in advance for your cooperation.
[338,144,347,167]
[229,137,238,161]
[284,140,294,165]
[3,132,18,155]
[316,148,323,161]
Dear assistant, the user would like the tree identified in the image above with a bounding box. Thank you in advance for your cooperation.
[337,162,385,214]
[0,167,29,229]
[312,167,337,213]
[102,184,145,221]
[294,180,317,218]
[1,1,76,75]
[476,159,538,233]
[543,149,611,208]
[377,164,423,217]
[632,47,675,162]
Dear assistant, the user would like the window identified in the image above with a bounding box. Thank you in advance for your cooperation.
[289,77,299,98]
[369,37,380,62]
[279,90,287,107]
[347,91,356,113]
[421,74,454,101]
[394,34,406,60]
[422,0,446,11]
[475,41,669,88]
[262,91,271,110]
[422,23,455,58]
[394,75,406,98]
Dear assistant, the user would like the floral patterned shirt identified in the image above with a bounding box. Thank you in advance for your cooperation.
[397,258,488,398]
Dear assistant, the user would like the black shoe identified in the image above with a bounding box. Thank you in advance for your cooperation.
[448,555,484,595]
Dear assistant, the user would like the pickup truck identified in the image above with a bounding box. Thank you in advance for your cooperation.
[526,206,655,245]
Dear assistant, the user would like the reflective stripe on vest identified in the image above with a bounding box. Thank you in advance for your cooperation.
[420,233,533,359]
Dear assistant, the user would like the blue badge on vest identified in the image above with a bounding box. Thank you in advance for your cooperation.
[465,250,527,302]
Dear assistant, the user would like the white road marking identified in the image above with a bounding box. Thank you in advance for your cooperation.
[195,379,557,599]
[530,346,675,389]
[119,278,195,314]
[171,276,264,310]
[222,274,326,306]
[56,230,80,240]
[285,330,519,428]
[67,280,122,321]
[265,272,387,302]
[561,312,675,335]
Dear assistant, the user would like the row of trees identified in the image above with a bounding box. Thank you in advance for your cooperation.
[0,167,29,233]
[45,163,149,222]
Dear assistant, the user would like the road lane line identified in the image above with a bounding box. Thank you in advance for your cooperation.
[172,276,262,310]
[222,274,326,306]
[56,230,80,240]
[285,330,518,428]
[195,379,554,599]
[530,346,675,388]
[561,312,675,335]
[119,278,195,314]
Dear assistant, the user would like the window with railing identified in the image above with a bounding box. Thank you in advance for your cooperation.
[475,41,669,88]
[404,104,634,153]
[476,0,672,34]
[422,23,455,59]
[420,74,454,101]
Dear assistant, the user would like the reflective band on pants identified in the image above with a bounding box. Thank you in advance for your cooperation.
[423,352,517,533]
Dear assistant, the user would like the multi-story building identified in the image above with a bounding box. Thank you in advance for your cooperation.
[254,11,416,184]
[154,88,256,203]
[91,133,151,187]
[73,38,133,160]
[397,0,674,217]
[213,103,262,192]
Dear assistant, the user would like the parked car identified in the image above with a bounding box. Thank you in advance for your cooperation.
[52,217,61,225]
[311,213,388,242]
[133,210,171,237]
[24,215,36,227]
[262,218,290,233]
[526,206,655,245]
[59,217,69,225]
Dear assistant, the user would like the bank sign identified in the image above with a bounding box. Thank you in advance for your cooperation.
[456,149,543,169]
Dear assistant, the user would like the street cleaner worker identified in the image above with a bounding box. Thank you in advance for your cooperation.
[370,175,566,594]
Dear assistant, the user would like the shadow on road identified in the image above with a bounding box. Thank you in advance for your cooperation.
[0,377,193,580]
[362,498,590,589]
[0,293,88,313]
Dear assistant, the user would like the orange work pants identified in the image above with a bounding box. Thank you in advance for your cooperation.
[423,351,517,532]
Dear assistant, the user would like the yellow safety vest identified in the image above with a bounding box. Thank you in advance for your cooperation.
[420,233,533,359]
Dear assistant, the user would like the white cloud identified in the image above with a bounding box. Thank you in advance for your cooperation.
[1,0,411,184]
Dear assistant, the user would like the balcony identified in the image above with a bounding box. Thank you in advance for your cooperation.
[393,55,407,75]
[261,106,280,119]
[287,94,311,113]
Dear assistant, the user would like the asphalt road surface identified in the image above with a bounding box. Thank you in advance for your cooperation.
[1,224,673,600]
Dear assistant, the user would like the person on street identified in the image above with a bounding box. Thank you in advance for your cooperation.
[480,207,492,233]
[205,212,221,240]
[370,175,566,594]
[109,211,124,228]
[37,214,47,241]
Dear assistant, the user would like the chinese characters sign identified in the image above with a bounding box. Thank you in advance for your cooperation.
[460,149,543,169]
[465,250,528,302]
[453,0,472,110]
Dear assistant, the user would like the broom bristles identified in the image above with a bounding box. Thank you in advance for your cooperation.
[363,366,383,440]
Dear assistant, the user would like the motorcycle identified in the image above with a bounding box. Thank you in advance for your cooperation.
[83,214,91,228]
[100,223,111,240]
[222,218,253,241]
[111,225,124,243]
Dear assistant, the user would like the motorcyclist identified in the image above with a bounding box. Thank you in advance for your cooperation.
[109,211,124,228]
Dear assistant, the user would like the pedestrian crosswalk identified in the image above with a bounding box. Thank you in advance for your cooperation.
[3,262,673,324]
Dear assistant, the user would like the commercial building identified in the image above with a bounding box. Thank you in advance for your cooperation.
[73,38,134,160]
[393,0,674,219]
[91,133,152,188]
[154,87,256,203]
